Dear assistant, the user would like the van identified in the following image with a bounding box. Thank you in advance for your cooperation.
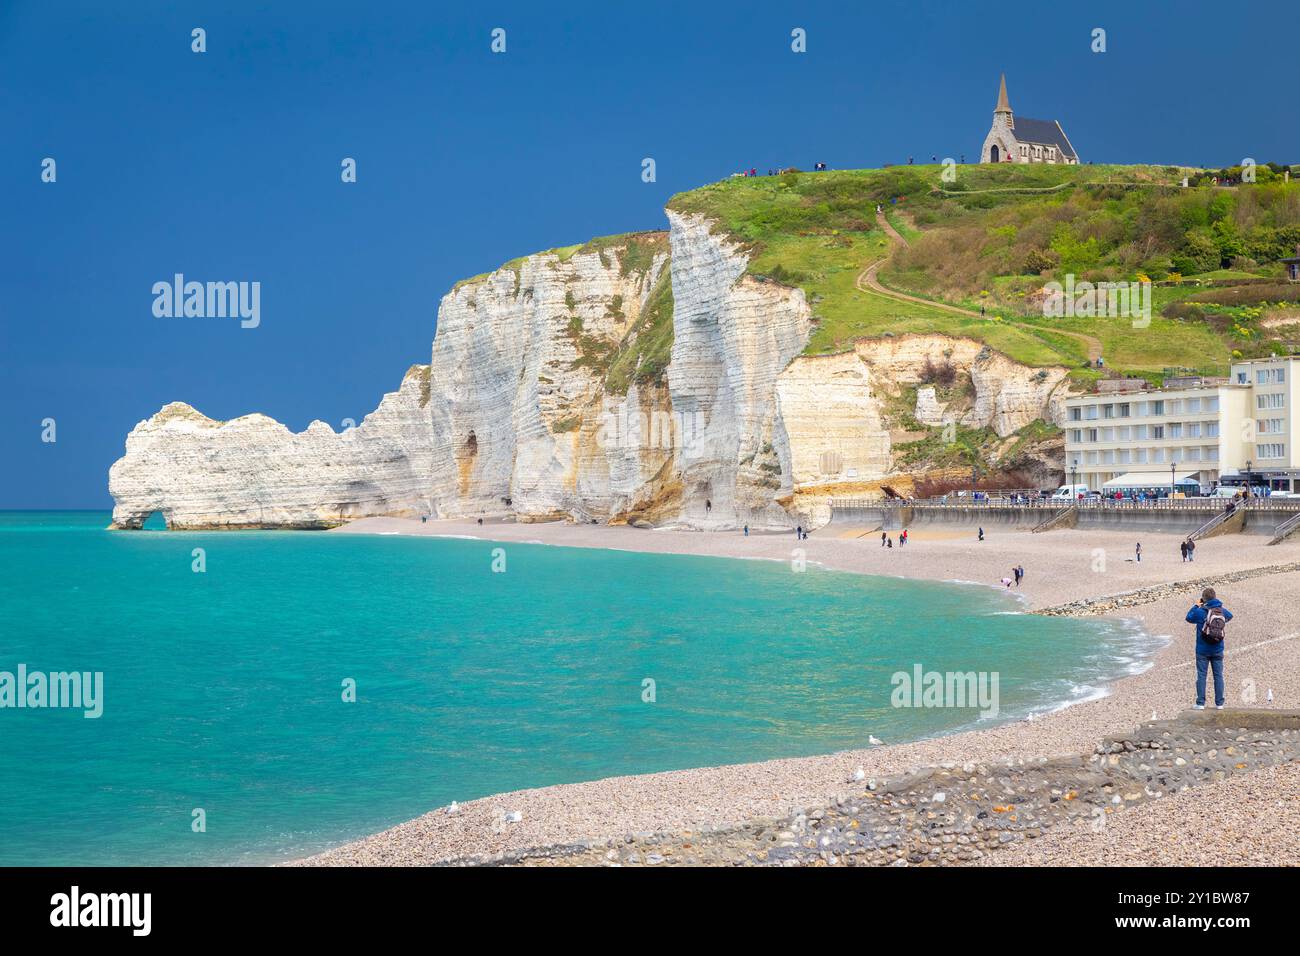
[1052,484,1091,500]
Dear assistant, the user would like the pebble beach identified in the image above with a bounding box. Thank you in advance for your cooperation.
[295,517,1300,866]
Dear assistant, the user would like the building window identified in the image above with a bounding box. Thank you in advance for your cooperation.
[1087,428,1099,442]
[1103,404,1115,419]
[1085,406,1099,420]
[1236,372,1248,384]
[1257,443,1286,459]
[1153,425,1165,440]
[1256,368,1286,385]
[1169,423,1183,438]
[1069,407,1082,421]
[1151,400,1165,415]
[1207,397,1220,412]
[1206,422,1219,437]
[1118,403,1131,417]
[1258,393,1286,410]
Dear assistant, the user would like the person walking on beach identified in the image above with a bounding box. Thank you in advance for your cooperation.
[1135,541,1142,563]
[1013,565,1023,586]
[706,499,712,515]
[1186,538,1196,562]
[881,532,887,548]
[1180,540,1188,562]
[978,527,985,541]
[1187,587,1231,709]
[887,536,893,548]
[743,524,749,537]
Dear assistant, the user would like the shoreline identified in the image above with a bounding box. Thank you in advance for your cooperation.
[296,517,1300,866]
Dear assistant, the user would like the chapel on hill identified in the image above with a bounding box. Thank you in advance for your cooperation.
[980,74,1079,165]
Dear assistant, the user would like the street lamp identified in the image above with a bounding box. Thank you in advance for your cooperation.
[1170,462,1176,499]
[971,466,978,500]
[1246,459,1253,498]
[1071,459,1079,498]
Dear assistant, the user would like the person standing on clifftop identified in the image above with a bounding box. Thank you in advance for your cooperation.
[1187,587,1232,709]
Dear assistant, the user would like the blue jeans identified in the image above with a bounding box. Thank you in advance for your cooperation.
[1196,653,1224,707]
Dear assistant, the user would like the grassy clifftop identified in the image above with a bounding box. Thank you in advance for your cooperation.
[668,163,1300,382]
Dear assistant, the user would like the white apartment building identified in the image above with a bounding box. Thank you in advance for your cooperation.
[1062,356,1300,494]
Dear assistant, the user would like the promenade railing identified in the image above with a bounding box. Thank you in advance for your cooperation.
[829,496,1300,513]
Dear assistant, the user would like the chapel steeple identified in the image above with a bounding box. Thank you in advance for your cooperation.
[994,73,1012,118]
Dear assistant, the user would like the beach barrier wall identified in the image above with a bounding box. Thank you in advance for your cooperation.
[826,499,1300,537]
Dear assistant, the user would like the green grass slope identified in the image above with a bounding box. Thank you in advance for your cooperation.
[668,163,1300,380]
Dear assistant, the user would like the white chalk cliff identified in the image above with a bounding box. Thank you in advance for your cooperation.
[110,215,1071,531]
[109,366,435,529]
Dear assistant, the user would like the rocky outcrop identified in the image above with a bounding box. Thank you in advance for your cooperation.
[110,220,1074,530]
[775,335,1069,497]
[109,365,435,529]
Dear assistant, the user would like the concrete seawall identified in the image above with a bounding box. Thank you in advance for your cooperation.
[826,501,1300,537]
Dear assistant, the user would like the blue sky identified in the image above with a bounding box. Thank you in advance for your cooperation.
[3,0,1295,507]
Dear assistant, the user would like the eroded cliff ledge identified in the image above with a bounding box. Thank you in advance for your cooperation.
[110,217,1072,531]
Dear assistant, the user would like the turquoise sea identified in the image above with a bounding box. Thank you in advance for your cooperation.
[0,511,1157,865]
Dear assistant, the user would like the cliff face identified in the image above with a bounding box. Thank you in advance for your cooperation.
[109,217,1072,531]
[776,336,1069,497]
[663,211,813,528]
[109,366,435,529]
[426,235,676,523]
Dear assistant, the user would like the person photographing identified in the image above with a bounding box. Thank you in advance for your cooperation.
[1186,587,1232,710]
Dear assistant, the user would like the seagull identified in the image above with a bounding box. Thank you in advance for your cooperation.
[1151,710,1157,721]
[868,735,883,746]
[1267,688,1274,703]
[504,810,522,823]
[852,766,866,781]
[446,801,459,815]
[1025,713,1035,722]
